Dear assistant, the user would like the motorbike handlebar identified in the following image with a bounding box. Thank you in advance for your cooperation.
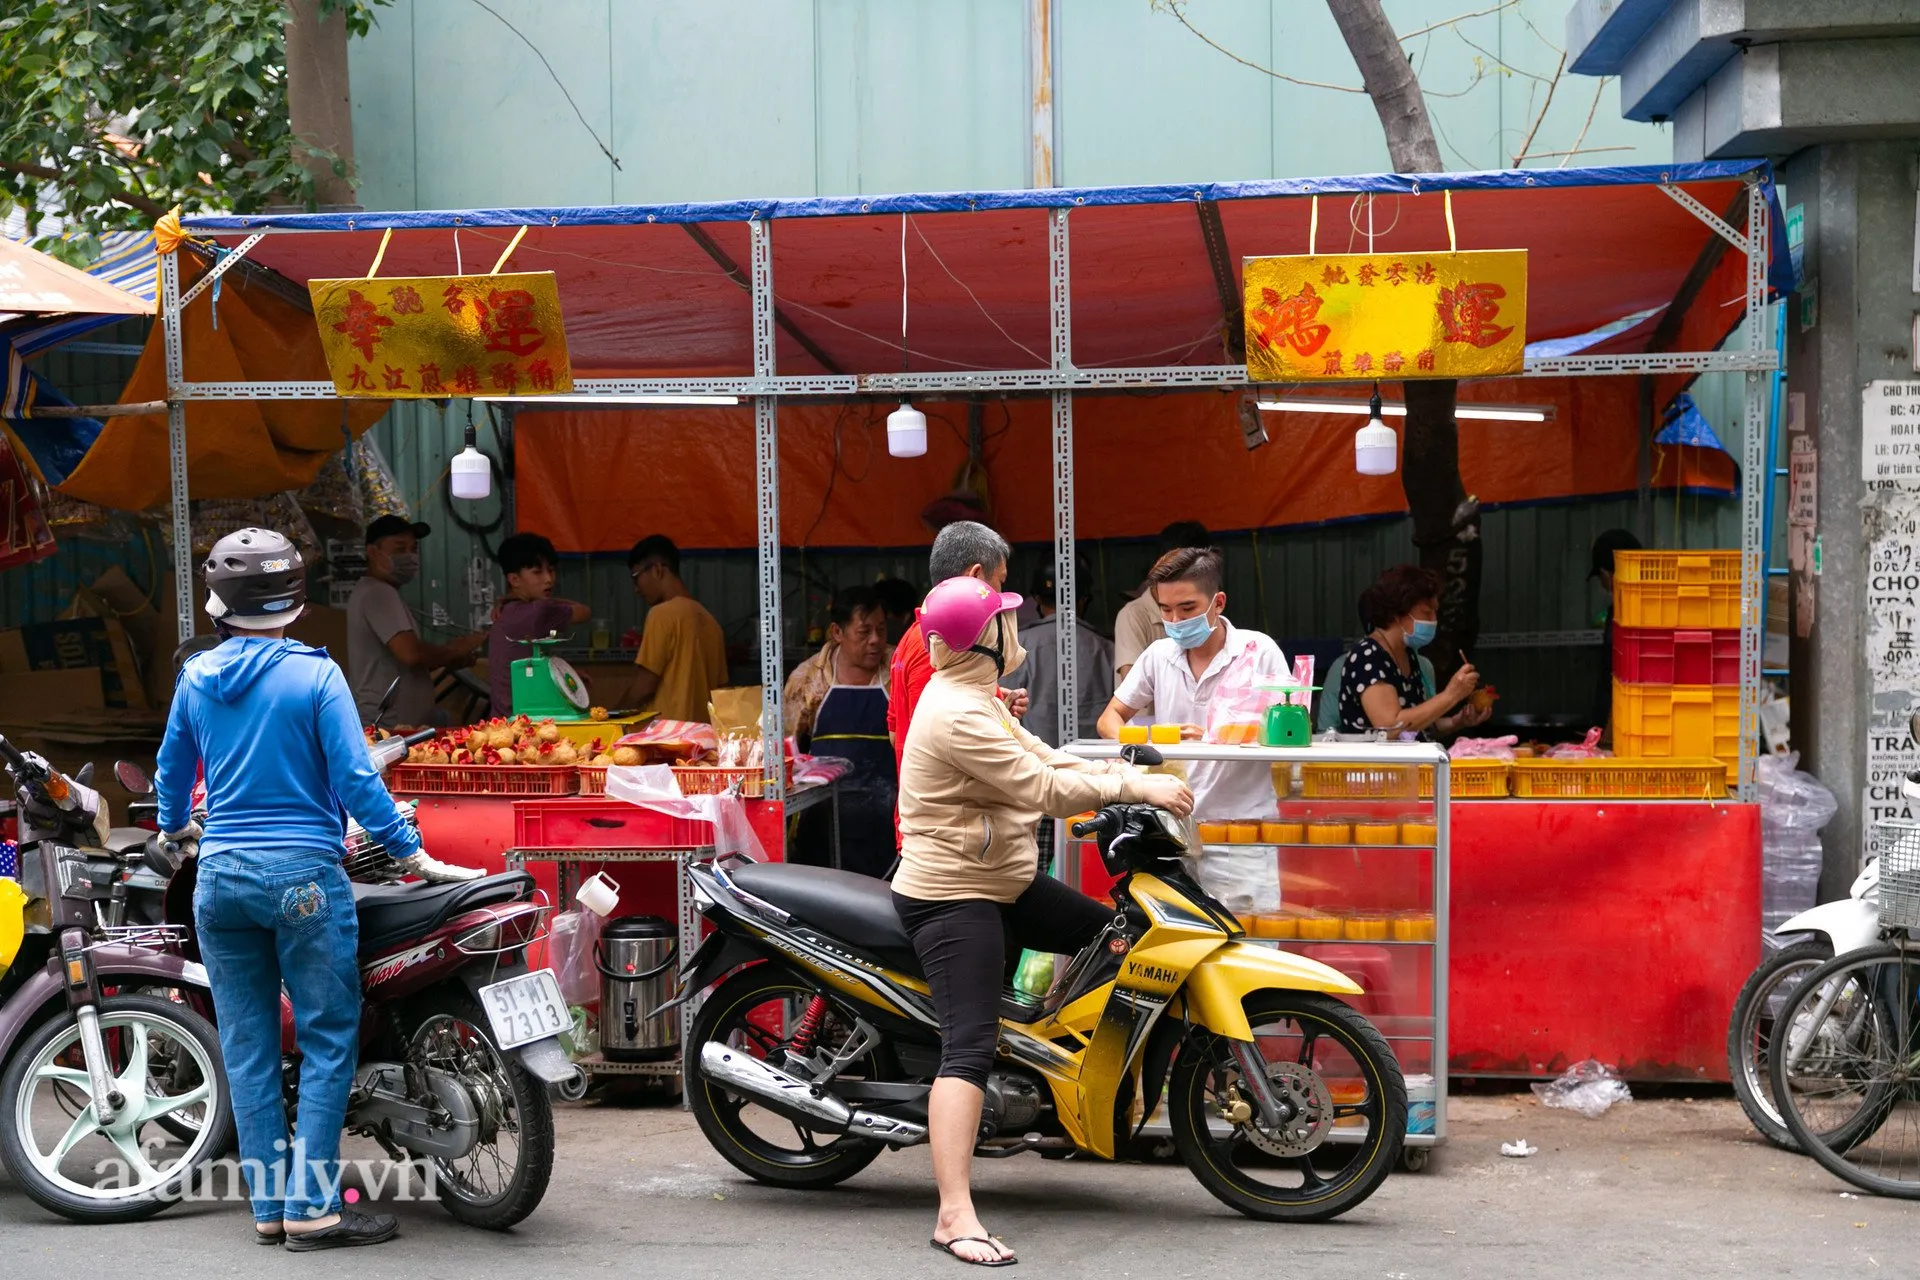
[1071,811,1116,841]
[0,734,36,776]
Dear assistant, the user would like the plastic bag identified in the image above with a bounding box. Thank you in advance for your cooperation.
[1449,735,1518,760]
[548,907,605,1007]
[1755,752,1839,831]
[1755,753,1837,935]
[604,763,769,861]
[1531,1058,1632,1118]
[1200,634,1294,744]
[1544,728,1610,760]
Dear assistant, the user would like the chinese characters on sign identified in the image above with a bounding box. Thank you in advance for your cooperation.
[1241,250,1527,382]
[1862,380,1920,482]
[308,272,572,399]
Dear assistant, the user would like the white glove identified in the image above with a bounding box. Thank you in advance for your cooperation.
[397,848,484,884]
[163,820,203,852]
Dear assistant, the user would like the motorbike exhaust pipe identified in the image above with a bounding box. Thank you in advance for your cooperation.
[554,1067,590,1102]
[698,1043,927,1146]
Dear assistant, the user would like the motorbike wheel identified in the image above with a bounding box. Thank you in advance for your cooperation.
[409,996,555,1230]
[0,993,234,1224]
[1169,991,1405,1223]
[688,966,886,1189]
[1726,940,1832,1150]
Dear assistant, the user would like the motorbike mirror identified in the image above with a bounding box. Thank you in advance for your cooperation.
[114,760,154,796]
[74,761,94,786]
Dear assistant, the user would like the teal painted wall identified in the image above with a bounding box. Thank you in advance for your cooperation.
[347,0,1669,209]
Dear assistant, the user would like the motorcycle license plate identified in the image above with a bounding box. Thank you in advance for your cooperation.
[478,969,570,1050]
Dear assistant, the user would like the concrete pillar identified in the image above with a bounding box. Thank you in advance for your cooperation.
[1787,140,1920,894]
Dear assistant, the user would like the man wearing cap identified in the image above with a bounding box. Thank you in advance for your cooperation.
[345,515,487,727]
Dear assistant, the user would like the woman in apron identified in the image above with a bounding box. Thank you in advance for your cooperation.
[802,682,897,877]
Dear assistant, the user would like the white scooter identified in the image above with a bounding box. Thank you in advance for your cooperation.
[1726,745,1916,1149]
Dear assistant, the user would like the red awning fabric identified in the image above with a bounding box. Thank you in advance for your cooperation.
[172,164,1773,543]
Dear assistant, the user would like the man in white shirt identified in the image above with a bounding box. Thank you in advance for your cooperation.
[1113,520,1210,682]
[1096,545,1288,824]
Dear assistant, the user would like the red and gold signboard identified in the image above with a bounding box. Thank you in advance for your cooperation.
[1242,250,1527,381]
[308,271,572,398]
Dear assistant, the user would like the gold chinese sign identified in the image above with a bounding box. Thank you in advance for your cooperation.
[308,271,572,397]
[1242,250,1527,381]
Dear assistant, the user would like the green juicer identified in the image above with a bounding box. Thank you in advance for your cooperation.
[510,632,592,719]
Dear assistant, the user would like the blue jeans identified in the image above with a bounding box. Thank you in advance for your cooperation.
[194,852,361,1223]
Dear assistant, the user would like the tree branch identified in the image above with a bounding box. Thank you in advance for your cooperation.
[1150,0,1366,93]
[1560,76,1609,168]
[0,158,170,219]
[1508,49,1567,166]
[1395,0,1522,44]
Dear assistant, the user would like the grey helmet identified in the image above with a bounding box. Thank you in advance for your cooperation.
[203,528,306,630]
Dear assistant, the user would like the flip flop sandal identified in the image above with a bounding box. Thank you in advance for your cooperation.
[931,1236,1018,1267]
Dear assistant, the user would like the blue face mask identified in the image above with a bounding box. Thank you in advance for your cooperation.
[1164,612,1215,650]
[1405,619,1438,650]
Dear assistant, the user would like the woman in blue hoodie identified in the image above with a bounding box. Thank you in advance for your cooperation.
[156,528,475,1250]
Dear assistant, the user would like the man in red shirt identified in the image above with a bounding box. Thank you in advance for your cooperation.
[887,521,1027,841]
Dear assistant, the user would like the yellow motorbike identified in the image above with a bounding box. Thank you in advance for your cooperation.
[673,756,1406,1222]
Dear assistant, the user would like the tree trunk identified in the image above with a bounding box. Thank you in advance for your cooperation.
[1326,0,1476,683]
[284,0,357,208]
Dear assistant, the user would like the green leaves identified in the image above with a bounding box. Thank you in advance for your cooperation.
[0,0,394,252]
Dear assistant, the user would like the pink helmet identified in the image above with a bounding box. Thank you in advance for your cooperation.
[918,576,1023,651]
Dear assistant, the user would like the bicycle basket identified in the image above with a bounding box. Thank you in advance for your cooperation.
[1872,821,1920,930]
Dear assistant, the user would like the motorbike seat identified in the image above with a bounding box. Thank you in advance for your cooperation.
[105,827,152,857]
[728,862,921,971]
[351,871,534,958]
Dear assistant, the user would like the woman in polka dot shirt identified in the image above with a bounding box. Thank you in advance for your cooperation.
[1336,564,1488,739]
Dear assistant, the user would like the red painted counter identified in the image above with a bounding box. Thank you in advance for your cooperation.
[1448,800,1759,1082]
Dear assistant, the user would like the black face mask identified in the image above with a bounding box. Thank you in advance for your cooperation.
[968,615,1008,677]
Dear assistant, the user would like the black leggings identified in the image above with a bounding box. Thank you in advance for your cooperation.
[892,877,1115,1088]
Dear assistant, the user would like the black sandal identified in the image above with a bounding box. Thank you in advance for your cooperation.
[282,1209,399,1252]
[931,1236,1018,1267]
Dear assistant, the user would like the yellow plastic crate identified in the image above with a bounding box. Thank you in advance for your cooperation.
[1300,763,1420,800]
[1510,758,1727,799]
[1612,680,1739,778]
[1419,759,1511,799]
[1612,550,1742,629]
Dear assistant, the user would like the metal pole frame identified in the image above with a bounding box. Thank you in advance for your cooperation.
[1737,179,1770,802]
[1050,208,1078,749]
[160,249,193,646]
[749,219,785,802]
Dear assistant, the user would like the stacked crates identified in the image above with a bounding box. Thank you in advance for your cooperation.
[1610,551,1743,782]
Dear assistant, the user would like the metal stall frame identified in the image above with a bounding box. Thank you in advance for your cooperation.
[159,172,1776,798]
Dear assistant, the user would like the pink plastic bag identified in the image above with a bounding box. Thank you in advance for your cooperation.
[1201,635,1296,744]
[1544,728,1611,759]
[1450,735,1518,760]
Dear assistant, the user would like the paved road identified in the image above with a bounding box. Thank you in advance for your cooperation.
[4,1091,1916,1278]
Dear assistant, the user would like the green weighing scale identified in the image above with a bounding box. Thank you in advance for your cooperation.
[1260,684,1318,747]
[511,632,592,719]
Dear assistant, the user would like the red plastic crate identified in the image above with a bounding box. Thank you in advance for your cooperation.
[1611,627,1738,686]
[513,798,712,849]
[388,764,578,797]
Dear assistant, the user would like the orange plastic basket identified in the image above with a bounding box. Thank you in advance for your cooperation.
[1300,764,1420,800]
[1612,680,1740,781]
[1612,551,1742,629]
[1419,759,1510,799]
[1509,758,1726,799]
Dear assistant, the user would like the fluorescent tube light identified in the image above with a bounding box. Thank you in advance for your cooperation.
[1257,398,1552,422]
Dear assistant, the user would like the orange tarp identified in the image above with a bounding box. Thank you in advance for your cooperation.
[57,260,386,512]
[515,379,1734,552]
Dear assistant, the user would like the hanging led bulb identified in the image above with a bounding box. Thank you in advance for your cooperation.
[1354,382,1397,476]
[450,418,491,499]
[887,402,928,458]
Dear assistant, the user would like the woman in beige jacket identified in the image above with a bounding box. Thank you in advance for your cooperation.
[894,576,1191,1266]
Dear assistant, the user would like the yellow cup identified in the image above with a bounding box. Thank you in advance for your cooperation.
[1117,725,1149,745]
[1149,724,1183,744]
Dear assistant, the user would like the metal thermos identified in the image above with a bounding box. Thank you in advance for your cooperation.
[597,916,679,1061]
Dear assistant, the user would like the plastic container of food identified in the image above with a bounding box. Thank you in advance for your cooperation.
[1227,822,1261,845]
[1117,725,1149,745]
[1391,912,1436,942]
[1306,821,1352,845]
[1297,912,1344,940]
[1344,913,1389,941]
[1399,821,1437,845]
[1261,912,1299,939]
[1196,822,1229,845]
[1353,821,1399,846]
[1261,820,1305,844]
[1149,724,1183,744]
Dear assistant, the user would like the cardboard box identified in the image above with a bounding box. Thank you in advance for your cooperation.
[0,668,107,723]
[0,617,140,709]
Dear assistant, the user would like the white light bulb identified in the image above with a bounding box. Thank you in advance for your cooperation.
[450,445,492,499]
[1354,416,1398,476]
[887,404,928,458]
